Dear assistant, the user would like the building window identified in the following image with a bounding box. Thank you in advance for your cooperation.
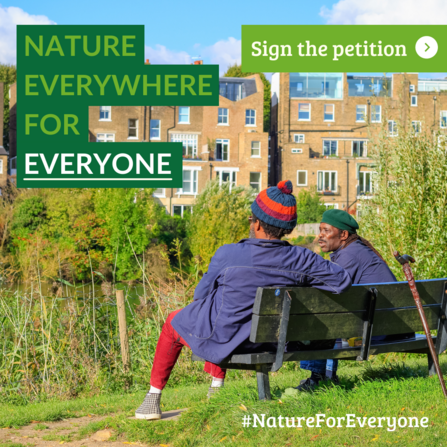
[150,119,160,140]
[297,170,307,186]
[173,205,192,218]
[352,141,367,157]
[96,133,115,142]
[99,106,111,121]
[218,108,229,125]
[347,75,391,97]
[181,169,198,194]
[324,104,334,121]
[215,139,229,161]
[440,111,447,128]
[323,140,338,156]
[289,73,343,99]
[153,188,165,198]
[128,119,138,139]
[294,134,305,143]
[171,134,198,158]
[412,121,421,135]
[409,85,415,93]
[356,105,367,122]
[216,170,237,191]
[219,82,244,101]
[359,172,375,194]
[9,156,16,175]
[250,172,261,191]
[298,103,311,121]
[371,105,381,123]
[317,171,337,193]
[388,120,398,136]
[251,141,261,157]
[179,106,190,123]
[411,95,418,107]
[0,159,3,174]
[324,203,339,209]
[246,109,256,126]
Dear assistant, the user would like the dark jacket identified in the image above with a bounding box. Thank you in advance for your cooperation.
[171,238,351,364]
[329,239,397,284]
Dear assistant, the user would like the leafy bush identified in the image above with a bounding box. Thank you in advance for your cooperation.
[295,188,326,224]
[188,180,253,271]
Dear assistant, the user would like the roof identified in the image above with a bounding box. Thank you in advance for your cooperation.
[0,146,7,156]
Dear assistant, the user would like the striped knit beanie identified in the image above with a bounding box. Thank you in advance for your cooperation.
[251,180,297,230]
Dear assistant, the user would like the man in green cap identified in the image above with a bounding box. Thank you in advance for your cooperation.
[296,209,413,391]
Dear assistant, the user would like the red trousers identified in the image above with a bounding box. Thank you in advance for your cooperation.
[150,309,226,390]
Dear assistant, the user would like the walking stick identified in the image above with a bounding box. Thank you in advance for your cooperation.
[394,251,447,398]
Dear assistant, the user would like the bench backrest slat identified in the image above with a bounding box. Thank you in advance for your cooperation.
[250,279,446,343]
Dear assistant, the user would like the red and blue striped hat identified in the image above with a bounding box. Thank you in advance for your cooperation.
[251,180,297,230]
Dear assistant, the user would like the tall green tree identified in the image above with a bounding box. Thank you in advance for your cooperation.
[360,121,447,280]
[0,64,17,151]
[223,64,271,132]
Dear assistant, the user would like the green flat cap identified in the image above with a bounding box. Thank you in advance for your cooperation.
[321,209,359,233]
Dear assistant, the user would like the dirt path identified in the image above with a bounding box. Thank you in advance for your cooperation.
[0,409,187,446]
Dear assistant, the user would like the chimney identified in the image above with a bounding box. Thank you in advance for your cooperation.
[193,60,203,65]
[145,59,150,64]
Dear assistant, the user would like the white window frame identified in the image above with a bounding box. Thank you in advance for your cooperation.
[294,134,305,143]
[178,106,190,124]
[298,103,311,121]
[251,141,261,158]
[409,85,415,93]
[249,172,262,191]
[356,105,367,122]
[412,121,421,135]
[388,120,398,137]
[245,109,256,127]
[214,167,239,192]
[99,106,111,121]
[150,119,161,140]
[173,204,193,218]
[440,111,447,129]
[170,133,198,158]
[218,108,229,125]
[324,104,335,122]
[128,119,138,139]
[324,203,339,209]
[0,159,3,175]
[323,140,338,157]
[359,171,376,195]
[317,170,338,193]
[411,95,418,107]
[297,170,307,186]
[153,188,166,198]
[371,105,381,123]
[215,139,230,162]
[352,140,367,157]
[177,166,201,195]
[96,133,115,142]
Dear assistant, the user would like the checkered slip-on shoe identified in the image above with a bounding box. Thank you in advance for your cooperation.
[207,385,223,399]
[135,393,162,420]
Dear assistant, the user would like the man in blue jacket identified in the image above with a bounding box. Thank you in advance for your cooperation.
[135,181,351,420]
[297,208,413,391]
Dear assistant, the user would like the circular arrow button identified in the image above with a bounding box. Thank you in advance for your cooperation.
[416,36,438,59]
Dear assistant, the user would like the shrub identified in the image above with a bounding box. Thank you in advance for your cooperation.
[295,188,326,224]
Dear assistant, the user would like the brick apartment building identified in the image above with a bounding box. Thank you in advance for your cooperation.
[270,72,447,213]
[88,73,269,216]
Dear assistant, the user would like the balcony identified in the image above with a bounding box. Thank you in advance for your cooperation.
[317,186,342,197]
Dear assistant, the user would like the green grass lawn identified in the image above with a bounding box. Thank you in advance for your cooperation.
[1,355,447,446]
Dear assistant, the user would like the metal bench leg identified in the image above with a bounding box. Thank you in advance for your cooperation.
[428,352,437,376]
[256,364,271,400]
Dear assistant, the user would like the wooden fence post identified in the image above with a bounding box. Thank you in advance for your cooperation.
[116,289,131,385]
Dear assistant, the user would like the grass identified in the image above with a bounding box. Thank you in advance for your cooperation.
[1,355,447,446]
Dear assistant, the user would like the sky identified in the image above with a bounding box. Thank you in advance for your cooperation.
[1,0,447,78]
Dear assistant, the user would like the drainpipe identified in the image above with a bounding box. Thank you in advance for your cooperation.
[166,106,176,215]
[143,106,147,141]
[433,96,437,129]
[346,159,350,211]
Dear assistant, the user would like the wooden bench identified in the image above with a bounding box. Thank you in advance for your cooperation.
[192,279,447,400]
